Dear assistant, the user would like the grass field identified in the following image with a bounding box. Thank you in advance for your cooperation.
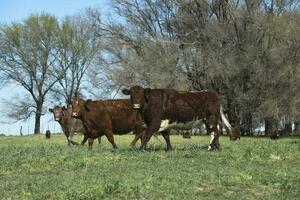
[0,134,299,200]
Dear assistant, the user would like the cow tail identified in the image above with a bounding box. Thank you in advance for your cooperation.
[220,106,233,137]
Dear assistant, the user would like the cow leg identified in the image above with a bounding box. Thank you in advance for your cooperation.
[64,132,71,146]
[88,138,94,150]
[68,133,79,145]
[105,132,118,149]
[130,132,142,147]
[81,135,88,145]
[207,116,220,151]
[140,119,161,150]
[130,126,145,147]
[203,119,211,135]
[160,130,172,151]
[208,128,219,150]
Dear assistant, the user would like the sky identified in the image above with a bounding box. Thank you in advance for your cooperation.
[0,0,110,23]
[0,0,111,135]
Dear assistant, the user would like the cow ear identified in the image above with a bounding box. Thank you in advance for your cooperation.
[144,88,151,102]
[122,88,130,95]
[48,108,53,113]
[66,99,72,105]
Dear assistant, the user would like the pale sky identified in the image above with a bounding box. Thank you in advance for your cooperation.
[0,0,111,135]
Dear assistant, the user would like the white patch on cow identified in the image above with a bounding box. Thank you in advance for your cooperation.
[208,131,216,150]
[55,118,60,121]
[72,112,78,117]
[158,120,170,132]
[210,131,215,144]
[133,104,140,109]
[159,119,203,132]
[142,122,147,128]
[217,125,220,131]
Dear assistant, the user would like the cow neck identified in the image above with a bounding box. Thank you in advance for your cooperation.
[143,89,167,119]
[80,105,91,125]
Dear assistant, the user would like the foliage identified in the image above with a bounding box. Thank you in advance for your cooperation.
[89,0,300,135]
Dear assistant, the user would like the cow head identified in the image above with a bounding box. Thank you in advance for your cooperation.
[230,127,241,141]
[71,98,85,118]
[122,86,151,110]
[49,106,67,121]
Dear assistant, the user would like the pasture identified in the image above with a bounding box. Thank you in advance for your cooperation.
[0,134,299,200]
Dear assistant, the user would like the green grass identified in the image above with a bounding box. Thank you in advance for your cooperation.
[0,134,299,200]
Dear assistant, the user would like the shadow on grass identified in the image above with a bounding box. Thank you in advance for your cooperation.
[54,140,232,153]
[125,144,222,152]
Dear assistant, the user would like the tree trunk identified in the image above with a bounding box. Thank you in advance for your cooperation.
[241,113,253,136]
[225,96,240,126]
[265,117,276,136]
[34,103,43,134]
[283,123,292,136]
[294,122,300,136]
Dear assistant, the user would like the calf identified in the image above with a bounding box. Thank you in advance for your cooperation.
[71,98,146,149]
[49,106,100,145]
[123,86,240,150]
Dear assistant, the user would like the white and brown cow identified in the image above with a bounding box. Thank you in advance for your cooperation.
[49,106,100,145]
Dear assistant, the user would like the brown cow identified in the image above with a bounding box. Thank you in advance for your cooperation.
[49,106,100,145]
[71,98,146,149]
[122,86,240,150]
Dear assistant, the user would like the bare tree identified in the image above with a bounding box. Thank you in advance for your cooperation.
[0,13,61,134]
[91,0,300,136]
[51,12,101,104]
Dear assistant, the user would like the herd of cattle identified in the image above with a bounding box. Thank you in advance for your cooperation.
[49,86,241,150]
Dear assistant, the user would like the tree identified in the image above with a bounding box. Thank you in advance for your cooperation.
[51,12,101,104]
[0,13,61,134]
[87,1,188,96]
[93,0,300,135]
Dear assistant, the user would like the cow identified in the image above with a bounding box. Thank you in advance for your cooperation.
[71,98,147,149]
[49,106,100,145]
[269,130,280,140]
[122,86,240,151]
[45,130,51,139]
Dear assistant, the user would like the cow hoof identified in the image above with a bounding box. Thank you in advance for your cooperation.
[208,144,219,151]
[139,147,147,152]
[166,147,173,151]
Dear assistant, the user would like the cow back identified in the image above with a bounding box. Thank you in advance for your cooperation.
[144,89,220,123]
[83,99,143,135]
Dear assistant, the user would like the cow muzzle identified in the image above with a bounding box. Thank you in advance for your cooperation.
[133,104,141,109]
[72,112,78,117]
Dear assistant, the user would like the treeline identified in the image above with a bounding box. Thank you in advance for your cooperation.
[0,0,300,136]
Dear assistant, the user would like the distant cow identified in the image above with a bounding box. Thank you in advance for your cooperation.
[269,130,280,140]
[45,130,51,139]
[71,98,146,149]
[123,86,240,150]
[49,106,100,145]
